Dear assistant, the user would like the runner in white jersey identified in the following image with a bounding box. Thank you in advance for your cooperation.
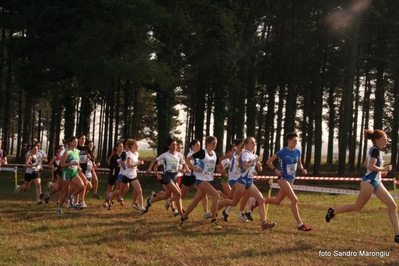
[219,137,275,230]
[178,136,223,230]
[217,139,251,222]
[107,139,146,214]
[180,139,211,219]
[15,144,43,205]
[44,144,65,204]
[145,138,188,217]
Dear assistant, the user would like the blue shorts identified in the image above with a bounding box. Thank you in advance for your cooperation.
[236,177,253,189]
[228,179,238,187]
[162,171,178,185]
[196,179,209,186]
[117,174,123,182]
[362,177,380,190]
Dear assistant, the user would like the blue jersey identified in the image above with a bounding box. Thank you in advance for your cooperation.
[240,150,257,179]
[276,147,301,181]
[364,146,383,182]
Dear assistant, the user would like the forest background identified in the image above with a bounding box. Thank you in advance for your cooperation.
[1,0,399,176]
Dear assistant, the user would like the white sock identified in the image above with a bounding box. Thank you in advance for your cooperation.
[247,197,256,212]
[225,206,233,214]
[298,223,303,227]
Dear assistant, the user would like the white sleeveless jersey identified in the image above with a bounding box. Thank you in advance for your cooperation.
[123,151,139,179]
[194,149,217,182]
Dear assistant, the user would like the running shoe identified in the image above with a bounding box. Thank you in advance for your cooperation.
[132,203,140,210]
[56,208,63,215]
[325,207,335,222]
[36,199,42,205]
[222,210,229,222]
[44,191,50,204]
[14,185,20,194]
[106,192,113,210]
[245,212,254,221]
[120,199,125,207]
[177,216,189,230]
[47,182,52,189]
[238,212,248,223]
[165,199,170,210]
[68,195,74,208]
[204,212,212,219]
[139,207,148,215]
[145,197,152,212]
[173,209,179,217]
[298,224,312,231]
[72,203,83,210]
[103,202,109,209]
[107,192,112,202]
[93,194,101,199]
[395,235,399,243]
[211,220,222,229]
[80,201,87,208]
[261,221,276,230]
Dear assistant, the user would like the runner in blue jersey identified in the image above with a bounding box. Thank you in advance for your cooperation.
[325,129,399,243]
[266,132,311,231]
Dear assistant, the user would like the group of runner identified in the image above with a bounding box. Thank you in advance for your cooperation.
[14,135,102,213]
[7,128,399,242]
[102,133,310,232]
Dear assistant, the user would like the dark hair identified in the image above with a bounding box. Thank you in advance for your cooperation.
[285,132,299,142]
[364,129,386,144]
[226,143,235,154]
[205,136,217,144]
[189,139,200,149]
[234,139,243,146]
[67,136,77,143]
[86,140,95,151]
[166,137,177,147]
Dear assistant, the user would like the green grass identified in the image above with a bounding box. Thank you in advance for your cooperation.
[1,169,399,266]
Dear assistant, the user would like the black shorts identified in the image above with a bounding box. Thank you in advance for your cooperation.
[108,173,118,186]
[122,175,137,184]
[161,171,178,185]
[181,175,196,187]
[25,172,39,182]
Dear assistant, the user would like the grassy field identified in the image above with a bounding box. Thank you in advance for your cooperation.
[0,168,398,266]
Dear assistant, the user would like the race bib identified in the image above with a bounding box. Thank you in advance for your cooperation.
[79,154,87,164]
[286,164,297,175]
[69,160,78,169]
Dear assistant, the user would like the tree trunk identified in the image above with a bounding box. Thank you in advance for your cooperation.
[338,13,361,176]
[373,27,388,130]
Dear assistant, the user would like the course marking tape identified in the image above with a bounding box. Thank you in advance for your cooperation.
[6,164,396,183]
[270,183,399,199]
